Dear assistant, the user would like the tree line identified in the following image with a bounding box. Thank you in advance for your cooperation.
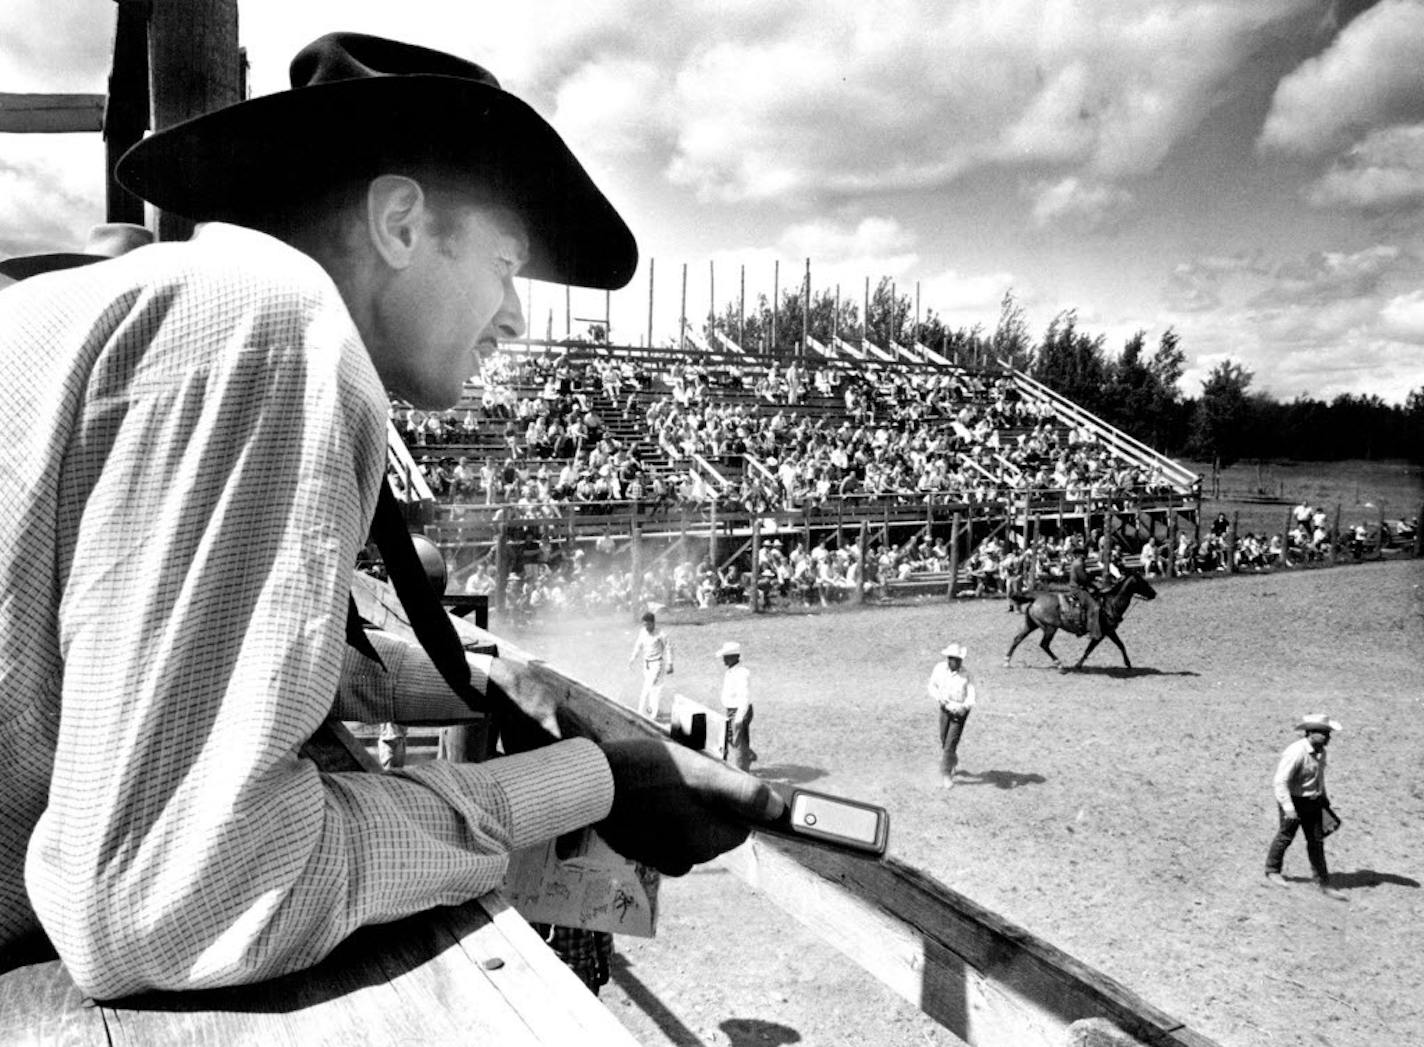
[705,281,1423,467]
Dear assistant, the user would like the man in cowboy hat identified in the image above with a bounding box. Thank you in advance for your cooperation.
[928,643,978,788]
[718,641,756,771]
[1264,714,1346,900]
[0,32,780,999]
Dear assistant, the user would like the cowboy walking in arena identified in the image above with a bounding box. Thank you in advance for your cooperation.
[929,643,977,788]
[1264,714,1346,901]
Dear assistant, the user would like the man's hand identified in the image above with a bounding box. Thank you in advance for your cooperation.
[1281,806,1300,826]
[596,738,785,876]
[484,657,561,739]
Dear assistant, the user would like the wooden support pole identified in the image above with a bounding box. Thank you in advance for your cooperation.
[1226,511,1239,573]
[1415,501,1424,558]
[149,0,241,242]
[1329,504,1341,565]
[630,506,643,612]
[494,523,508,614]
[1376,502,1386,560]
[104,0,152,224]
[709,499,718,567]
[749,515,761,611]
[679,262,688,353]
[856,518,869,605]
[947,511,962,599]
[1167,511,1179,579]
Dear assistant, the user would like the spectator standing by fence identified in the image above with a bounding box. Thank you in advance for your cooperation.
[628,610,673,719]
[718,642,756,771]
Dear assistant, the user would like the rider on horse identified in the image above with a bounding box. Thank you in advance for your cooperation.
[1066,536,1105,640]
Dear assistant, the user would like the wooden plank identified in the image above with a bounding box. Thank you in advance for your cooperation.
[0,954,111,1046]
[0,92,105,133]
[719,839,1217,1047]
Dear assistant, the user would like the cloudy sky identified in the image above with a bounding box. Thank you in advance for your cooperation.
[3,0,1423,404]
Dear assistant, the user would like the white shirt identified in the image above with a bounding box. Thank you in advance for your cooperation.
[0,225,612,998]
[1273,737,1328,809]
[928,662,977,712]
[630,627,673,668]
[721,662,751,714]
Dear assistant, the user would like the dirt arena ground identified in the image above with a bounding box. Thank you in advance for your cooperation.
[517,557,1424,1047]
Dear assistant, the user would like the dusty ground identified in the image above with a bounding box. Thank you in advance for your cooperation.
[516,558,1424,1047]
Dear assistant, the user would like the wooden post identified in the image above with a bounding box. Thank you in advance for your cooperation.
[149,0,241,242]
[947,512,962,599]
[1226,511,1239,573]
[1376,502,1386,560]
[856,518,869,605]
[1329,504,1341,565]
[647,258,655,350]
[802,257,810,361]
[749,515,761,612]
[105,0,152,224]
[630,506,643,611]
[1167,511,1179,579]
[1415,501,1424,558]
[738,264,745,350]
[709,498,718,567]
[494,522,508,614]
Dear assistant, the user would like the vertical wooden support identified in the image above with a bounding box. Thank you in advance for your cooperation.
[679,262,688,354]
[947,511,962,599]
[856,518,869,605]
[1227,511,1239,573]
[709,499,718,567]
[105,0,152,224]
[749,515,761,611]
[630,507,643,611]
[1330,504,1341,565]
[149,0,241,242]
[1376,503,1386,559]
[1167,512,1179,579]
[494,522,508,613]
[1415,502,1424,558]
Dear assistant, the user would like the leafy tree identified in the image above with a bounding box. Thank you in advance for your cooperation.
[1187,359,1254,468]
[991,289,1032,370]
[1030,310,1108,415]
[865,277,913,348]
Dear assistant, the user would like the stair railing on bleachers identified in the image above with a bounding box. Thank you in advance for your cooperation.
[1001,363,1198,492]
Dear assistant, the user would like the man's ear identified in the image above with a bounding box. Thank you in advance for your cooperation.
[366,175,428,270]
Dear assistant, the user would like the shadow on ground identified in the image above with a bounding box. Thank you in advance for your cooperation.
[1332,868,1421,889]
[721,1019,801,1045]
[752,763,827,785]
[957,769,1047,789]
[1063,666,1201,679]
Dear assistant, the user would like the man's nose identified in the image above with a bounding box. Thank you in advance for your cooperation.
[495,281,526,340]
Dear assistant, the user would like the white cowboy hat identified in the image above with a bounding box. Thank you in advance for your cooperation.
[716,641,742,658]
[940,643,967,659]
[1295,714,1342,733]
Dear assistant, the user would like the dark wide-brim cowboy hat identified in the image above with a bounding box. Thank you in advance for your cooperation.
[0,222,155,282]
[116,32,636,290]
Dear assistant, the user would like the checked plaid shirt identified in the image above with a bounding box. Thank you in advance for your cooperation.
[0,224,611,999]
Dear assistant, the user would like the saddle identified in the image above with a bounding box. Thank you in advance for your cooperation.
[1058,591,1101,637]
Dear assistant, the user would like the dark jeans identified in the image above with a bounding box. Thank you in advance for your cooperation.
[938,708,970,776]
[1265,795,1330,883]
[724,706,754,771]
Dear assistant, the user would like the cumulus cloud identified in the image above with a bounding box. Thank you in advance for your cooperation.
[1026,176,1134,230]
[1304,123,1424,212]
[520,0,1316,205]
[1379,289,1424,343]
[1254,244,1407,306]
[1259,0,1424,156]
[1164,252,1267,312]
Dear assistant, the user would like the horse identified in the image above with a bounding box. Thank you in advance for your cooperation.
[1003,570,1157,672]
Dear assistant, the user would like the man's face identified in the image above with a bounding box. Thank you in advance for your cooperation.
[1307,729,1331,750]
[380,201,528,408]
[946,657,963,672]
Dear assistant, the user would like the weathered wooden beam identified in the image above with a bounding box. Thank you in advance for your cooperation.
[0,93,105,133]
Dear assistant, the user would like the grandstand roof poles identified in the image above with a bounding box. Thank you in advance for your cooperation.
[646,259,654,349]
[738,264,745,350]
[801,257,810,361]
[771,260,779,358]
[708,260,715,348]
[863,277,870,355]
[679,262,687,353]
